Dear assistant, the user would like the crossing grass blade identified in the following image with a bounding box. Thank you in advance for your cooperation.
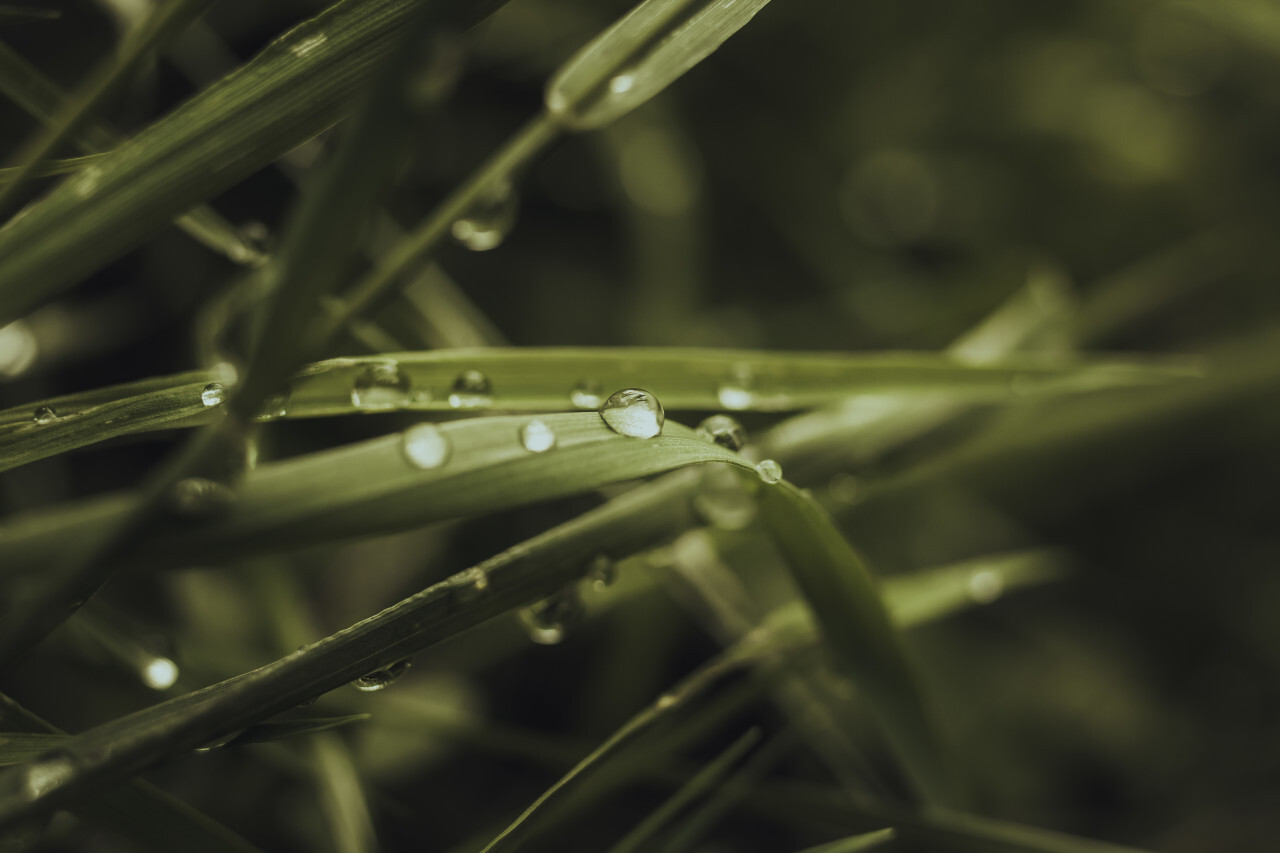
[0,153,108,182]
[792,828,897,853]
[0,0,511,324]
[0,348,1200,471]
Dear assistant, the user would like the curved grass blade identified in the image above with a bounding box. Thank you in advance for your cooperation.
[0,694,261,852]
[0,348,1200,471]
[793,828,897,853]
[0,0,214,212]
[0,468,719,830]
[0,0,511,324]
[757,480,955,808]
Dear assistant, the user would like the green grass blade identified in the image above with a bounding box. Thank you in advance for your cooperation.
[757,480,955,808]
[0,0,214,211]
[604,726,762,853]
[217,714,372,749]
[0,153,108,182]
[792,828,897,853]
[546,0,776,130]
[0,469,716,830]
[0,0,510,324]
[0,348,1199,471]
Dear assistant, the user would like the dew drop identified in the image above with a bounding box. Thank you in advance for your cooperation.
[32,405,59,425]
[259,388,290,420]
[351,361,412,411]
[609,72,636,94]
[716,364,756,410]
[169,478,237,518]
[519,586,585,645]
[755,459,783,484]
[351,658,412,692]
[570,379,604,410]
[968,569,1004,604]
[599,388,664,439]
[448,369,493,409]
[201,383,226,407]
[402,423,451,469]
[454,567,490,603]
[587,555,617,591]
[520,418,557,453]
[141,656,179,690]
[696,414,748,451]
[451,181,518,251]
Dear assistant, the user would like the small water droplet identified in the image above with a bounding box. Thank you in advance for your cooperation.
[402,423,451,469]
[454,567,490,602]
[451,182,518,251]
[201,383,226,407]
[519,418,557,453]
[141,656,179,690]
[259,388,290,420]
[599,388,665,439]
[609,73,636,94]
[32,405,59,424]
[351,361,412,411]
[519,586,586,645]
[169,478,236,518]
[448,370,493,408]
[570,379,604,410]
[968,569,1004,604]
[696,414,748,451]
[587,555,617,591]
[351,658,412,692]
[755,459,783,484]
[717,364,756,410]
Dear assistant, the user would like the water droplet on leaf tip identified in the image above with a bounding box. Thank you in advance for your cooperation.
[351,658,412,692]
[201,383,226,407]
[448,369,493,409]
[755,459,783,484]
[696,414,748,451]
[570,379,604,410]
[402,423,451,469]
[451,182,518,251]
[520,418,557,453]
[351,361,411,410]
[519,587,585,645]
[599,388,665,438]
[32,405,59,424]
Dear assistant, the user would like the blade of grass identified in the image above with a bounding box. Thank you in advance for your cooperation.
[792,828,897,853]
[0,153,108,182]
[757,479,955,808]
[604,726,762,853]
[0,467,717,829]
[0,40,262,264]
[0,0,512,323]
[0,0,214,211]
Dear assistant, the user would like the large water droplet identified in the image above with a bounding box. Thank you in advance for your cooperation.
[448,370,493,409]
[451,182,518,251]
[519,418,557,453]
[519,586,585,645]
[402,423,451,469]
[755,459,783,484]
[201,383,226,407]
[351,658,412,692]
[169,478,236,518]
[599,388,664,439]
[717,364,756,410]
[570,379,604,410]
[351,361,412,411]
[696,414,748,451]
[32,405,59,425]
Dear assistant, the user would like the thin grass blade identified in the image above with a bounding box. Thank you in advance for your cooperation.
[792,828,897,853]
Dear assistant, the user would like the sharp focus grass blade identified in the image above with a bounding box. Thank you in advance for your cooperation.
[0,0,510,323]
[792,828,897,853]
[757,480,955,808]
[546,0,776,130]
[0,348,1199,471]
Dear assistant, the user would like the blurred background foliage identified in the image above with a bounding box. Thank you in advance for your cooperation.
[1,0,1278,851]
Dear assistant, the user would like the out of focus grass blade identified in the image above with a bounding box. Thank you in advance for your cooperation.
[0,694,262,852]
[0,0,510,324]
[0,348,1200,471]
[217,714,372,748]
[793,828,897,853]
[758,480,954,808]
[0,0,214,210]
[0,153,108,183]
[546,0,775,130]
[0,470,719,829]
